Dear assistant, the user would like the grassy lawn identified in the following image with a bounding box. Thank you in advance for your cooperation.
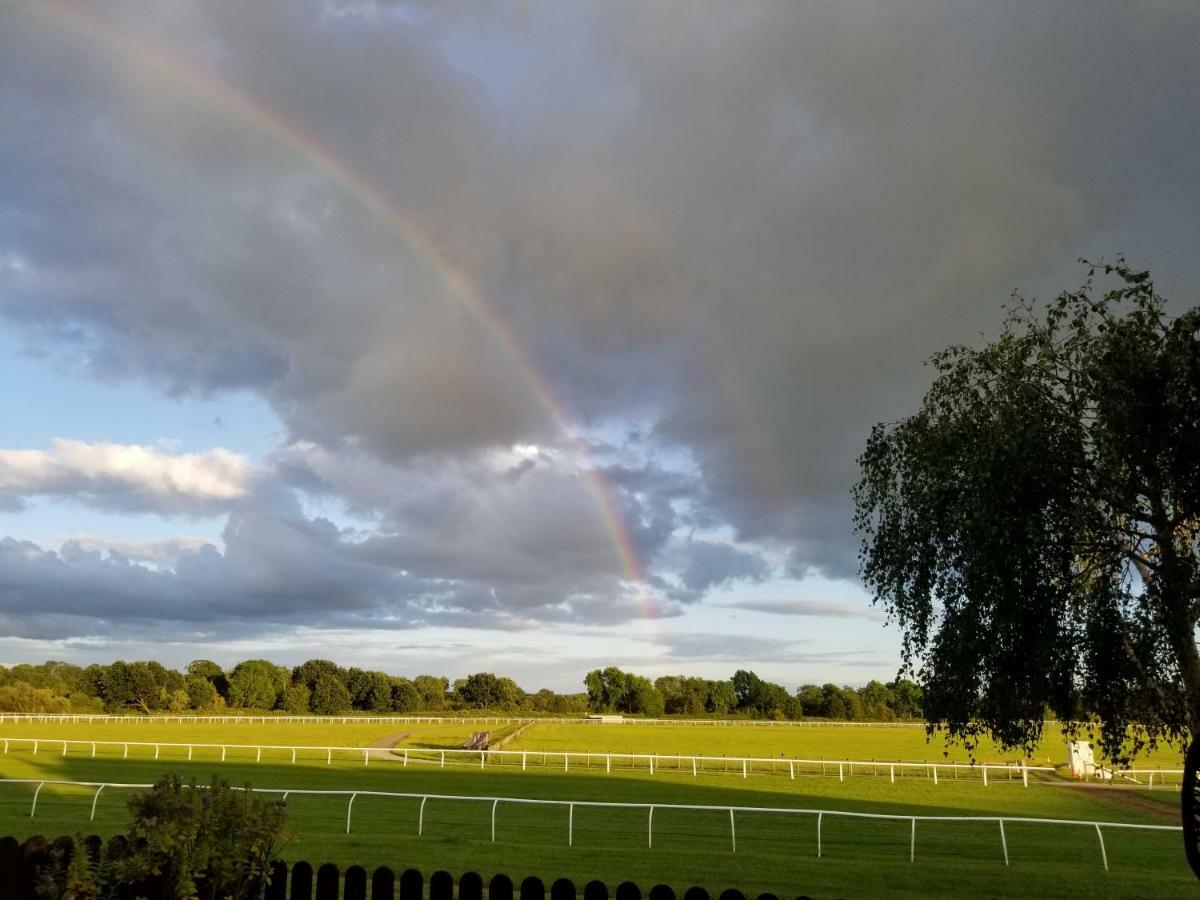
[0,719,1192,898]
[505,722,1188,770]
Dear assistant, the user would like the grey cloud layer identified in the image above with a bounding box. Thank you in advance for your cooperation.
[0,441,704,637]
[2,1,1199,631]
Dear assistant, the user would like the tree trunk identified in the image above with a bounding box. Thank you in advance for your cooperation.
[1185,738,1200,879]
[1152,518,1200,879]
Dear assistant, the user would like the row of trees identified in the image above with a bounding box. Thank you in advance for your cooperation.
[584,666,923,721]
[0,659,448,715]
[0,659,919,720]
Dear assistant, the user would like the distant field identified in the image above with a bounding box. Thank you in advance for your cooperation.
[1,716,1183,770]
[0,716,1192,897]
[434,720,1186,771]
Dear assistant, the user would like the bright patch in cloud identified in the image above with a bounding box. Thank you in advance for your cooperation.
[0,439,254,515]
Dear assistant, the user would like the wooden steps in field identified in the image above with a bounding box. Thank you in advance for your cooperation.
[462,730,492,750]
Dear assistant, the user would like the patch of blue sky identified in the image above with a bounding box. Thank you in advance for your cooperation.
[0,331,284,464]
[0,329,287,549]
[0,498,225,550]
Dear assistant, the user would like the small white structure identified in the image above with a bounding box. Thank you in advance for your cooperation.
[1068,740,1112,779]
[1068,740,1093,777]
[587,714,625,723]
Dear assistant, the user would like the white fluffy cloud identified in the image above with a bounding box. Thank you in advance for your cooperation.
[0,439,254,515]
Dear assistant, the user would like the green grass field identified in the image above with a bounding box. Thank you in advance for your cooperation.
[506,722,1186,766]
[0,718,1191,898]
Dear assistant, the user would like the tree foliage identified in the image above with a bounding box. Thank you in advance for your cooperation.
[119,773,287,900]
[226,660,287,711]
[309,674,351,715]
[853,260,1200,762]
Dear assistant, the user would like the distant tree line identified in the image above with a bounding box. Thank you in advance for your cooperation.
[585,666,923,721]
[0,659,922,720]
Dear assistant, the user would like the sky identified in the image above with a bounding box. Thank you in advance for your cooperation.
[1,1,1198,692]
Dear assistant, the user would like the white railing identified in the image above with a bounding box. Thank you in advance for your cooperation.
[0,713,927,727]
[0,714,534,725]
[1104,768,1185,789]
[0,736,1051,785]
[0,778,1176,871]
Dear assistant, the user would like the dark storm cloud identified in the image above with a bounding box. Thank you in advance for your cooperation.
[666,540,771,603]
[0,496,662,642]
[270,441,690,617]
[2,1,1199,626]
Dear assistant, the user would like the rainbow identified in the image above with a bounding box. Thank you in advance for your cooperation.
[17,1,652,606]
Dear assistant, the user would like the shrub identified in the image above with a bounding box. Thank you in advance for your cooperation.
[120,774,287,900]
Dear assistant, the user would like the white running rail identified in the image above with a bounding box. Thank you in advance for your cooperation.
[1103,767,1186,788]
[0,777,1176,871]
[0,735,1052,785]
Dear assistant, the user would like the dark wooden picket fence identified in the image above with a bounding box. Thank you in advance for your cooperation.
[0,835,813,900]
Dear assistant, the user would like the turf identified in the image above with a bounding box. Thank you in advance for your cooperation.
[504,722,1188,770]
[0,719,1191,898]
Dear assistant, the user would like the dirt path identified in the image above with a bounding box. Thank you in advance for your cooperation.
[1048,781,1181,824]
[366,731,410,758]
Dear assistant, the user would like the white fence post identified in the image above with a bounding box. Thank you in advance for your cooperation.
[569,803,574,847]
[61,741,67,757]
[30,783,44,818]
[909,818,915,862]
[1095,824,1108,871]
[326,748,331,765]
[493,799,499,843]
[998,820,1009,866]
[648,806,654,849]
[418,796,428,836]
[932,765,938,785]
[838,763,844,782]
[817,812,823,858]
[345,792,357,834]
[982,766,988,787]
[729,808,736,853]
[891,765,895,784]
